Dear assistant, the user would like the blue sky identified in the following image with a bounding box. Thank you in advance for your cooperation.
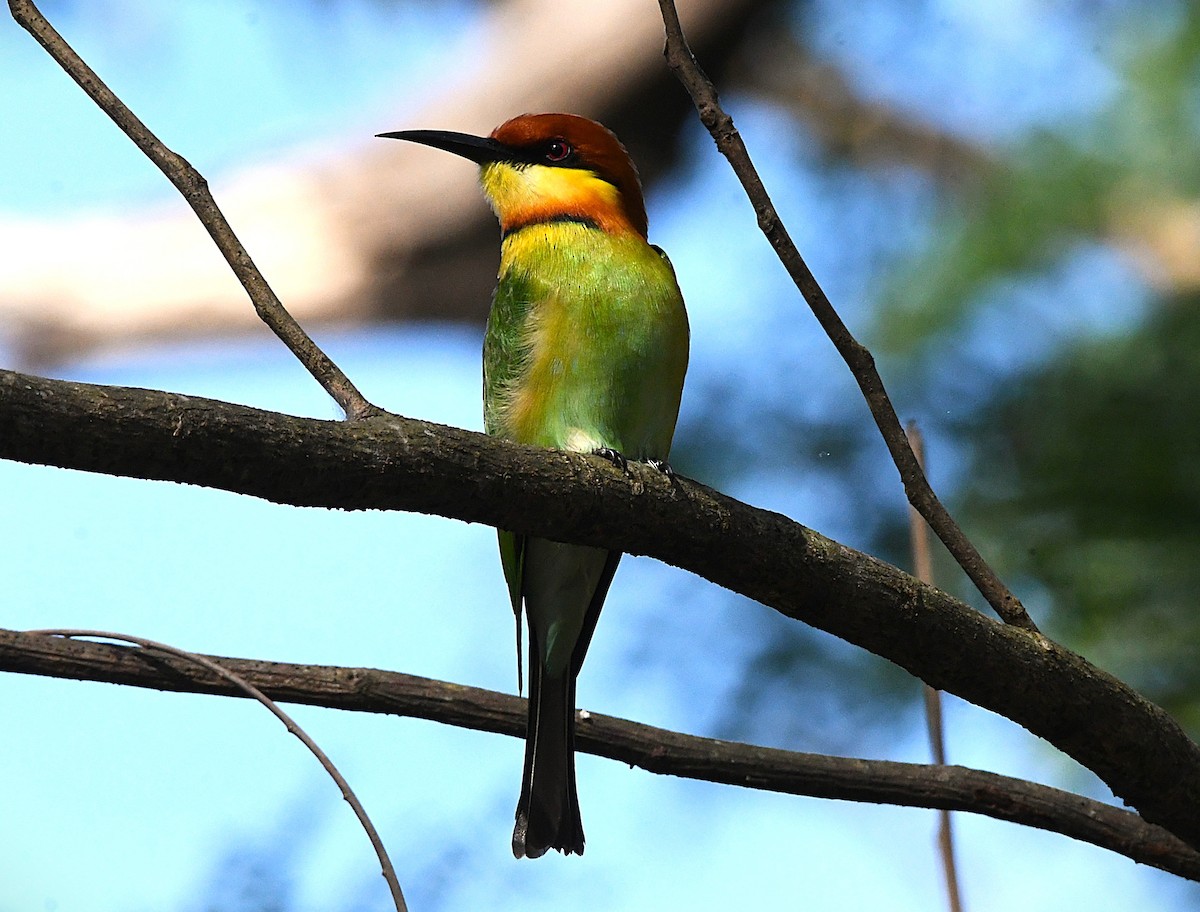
[0,1,1190,910]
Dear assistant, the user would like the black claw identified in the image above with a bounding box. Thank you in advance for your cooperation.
[645,458,675,478]
[592,447,629,472]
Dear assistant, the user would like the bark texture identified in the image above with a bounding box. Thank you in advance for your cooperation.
[2,627,1198,879]
[3,367,1200,849]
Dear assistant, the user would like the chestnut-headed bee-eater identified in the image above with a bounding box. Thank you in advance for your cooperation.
[378,114,689,858]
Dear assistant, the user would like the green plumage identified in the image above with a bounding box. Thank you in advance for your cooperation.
[484,221,688,858]
[379,111,689,860]
[485,224,687,455]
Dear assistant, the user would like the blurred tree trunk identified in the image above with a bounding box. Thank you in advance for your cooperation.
[0,0,763,366]
[5,0,1195,370]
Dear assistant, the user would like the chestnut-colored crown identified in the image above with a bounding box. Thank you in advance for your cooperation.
[490,113,648,237]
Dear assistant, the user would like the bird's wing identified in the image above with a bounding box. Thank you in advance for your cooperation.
[483,266,534,436]
[498,528,526,689]
[485,267,537,689]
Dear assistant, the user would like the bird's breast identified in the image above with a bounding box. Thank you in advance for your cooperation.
[485,224,689,459]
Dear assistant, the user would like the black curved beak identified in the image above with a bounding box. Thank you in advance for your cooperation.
[376,129,513,165]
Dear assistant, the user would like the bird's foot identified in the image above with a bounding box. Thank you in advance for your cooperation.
[645,458,675,478]
[592,446,629,473]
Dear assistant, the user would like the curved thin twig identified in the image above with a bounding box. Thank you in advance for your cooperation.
[29,629,407,912]
[7,0,379,420]
[655,0,1035,633]
[3,627,1199,882]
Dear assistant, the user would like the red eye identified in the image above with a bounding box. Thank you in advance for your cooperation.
[545,139,572,162]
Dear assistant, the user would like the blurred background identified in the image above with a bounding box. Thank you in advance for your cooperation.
[3,0,1200,909]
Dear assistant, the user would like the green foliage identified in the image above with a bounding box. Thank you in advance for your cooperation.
[967,298,1200,731]
[877,1,1200,355]
[872,4,1200,732]
[877,138,1120,353]
[719,0,1200,744]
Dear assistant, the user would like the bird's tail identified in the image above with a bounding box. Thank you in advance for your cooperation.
[512,656,583,858]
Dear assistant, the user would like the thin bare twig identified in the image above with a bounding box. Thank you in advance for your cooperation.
[907,423,965,912]
[30,629,407,912]
[4,627,1200,882]
[7,0,379,420]
[654,0,1036,633]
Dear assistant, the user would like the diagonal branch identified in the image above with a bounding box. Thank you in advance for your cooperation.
[7,0,378,420]
[655,0,1035,633]
[3,627,1198,881]
[2,367,1200,850]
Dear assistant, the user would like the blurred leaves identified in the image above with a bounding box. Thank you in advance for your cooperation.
[877,0,1200,354]
[877,137,1118,352]
[679,0,1200,750]
[966,296,1200,733]
[193,811,306,912]
[716,612,922,756]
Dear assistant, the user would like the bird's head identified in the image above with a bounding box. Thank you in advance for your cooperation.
[378,113,648,238]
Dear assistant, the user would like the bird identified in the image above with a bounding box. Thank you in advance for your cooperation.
[378,114,689,858]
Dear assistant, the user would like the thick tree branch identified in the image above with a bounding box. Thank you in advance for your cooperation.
[655,0,1035,633]
[3,368,1200,851]
[3,627,1198,881]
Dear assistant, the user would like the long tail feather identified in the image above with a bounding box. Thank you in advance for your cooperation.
[512,547,622,858]
[513,656,582,858]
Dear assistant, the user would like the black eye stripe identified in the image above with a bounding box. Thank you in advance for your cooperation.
[503,139,585,169]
